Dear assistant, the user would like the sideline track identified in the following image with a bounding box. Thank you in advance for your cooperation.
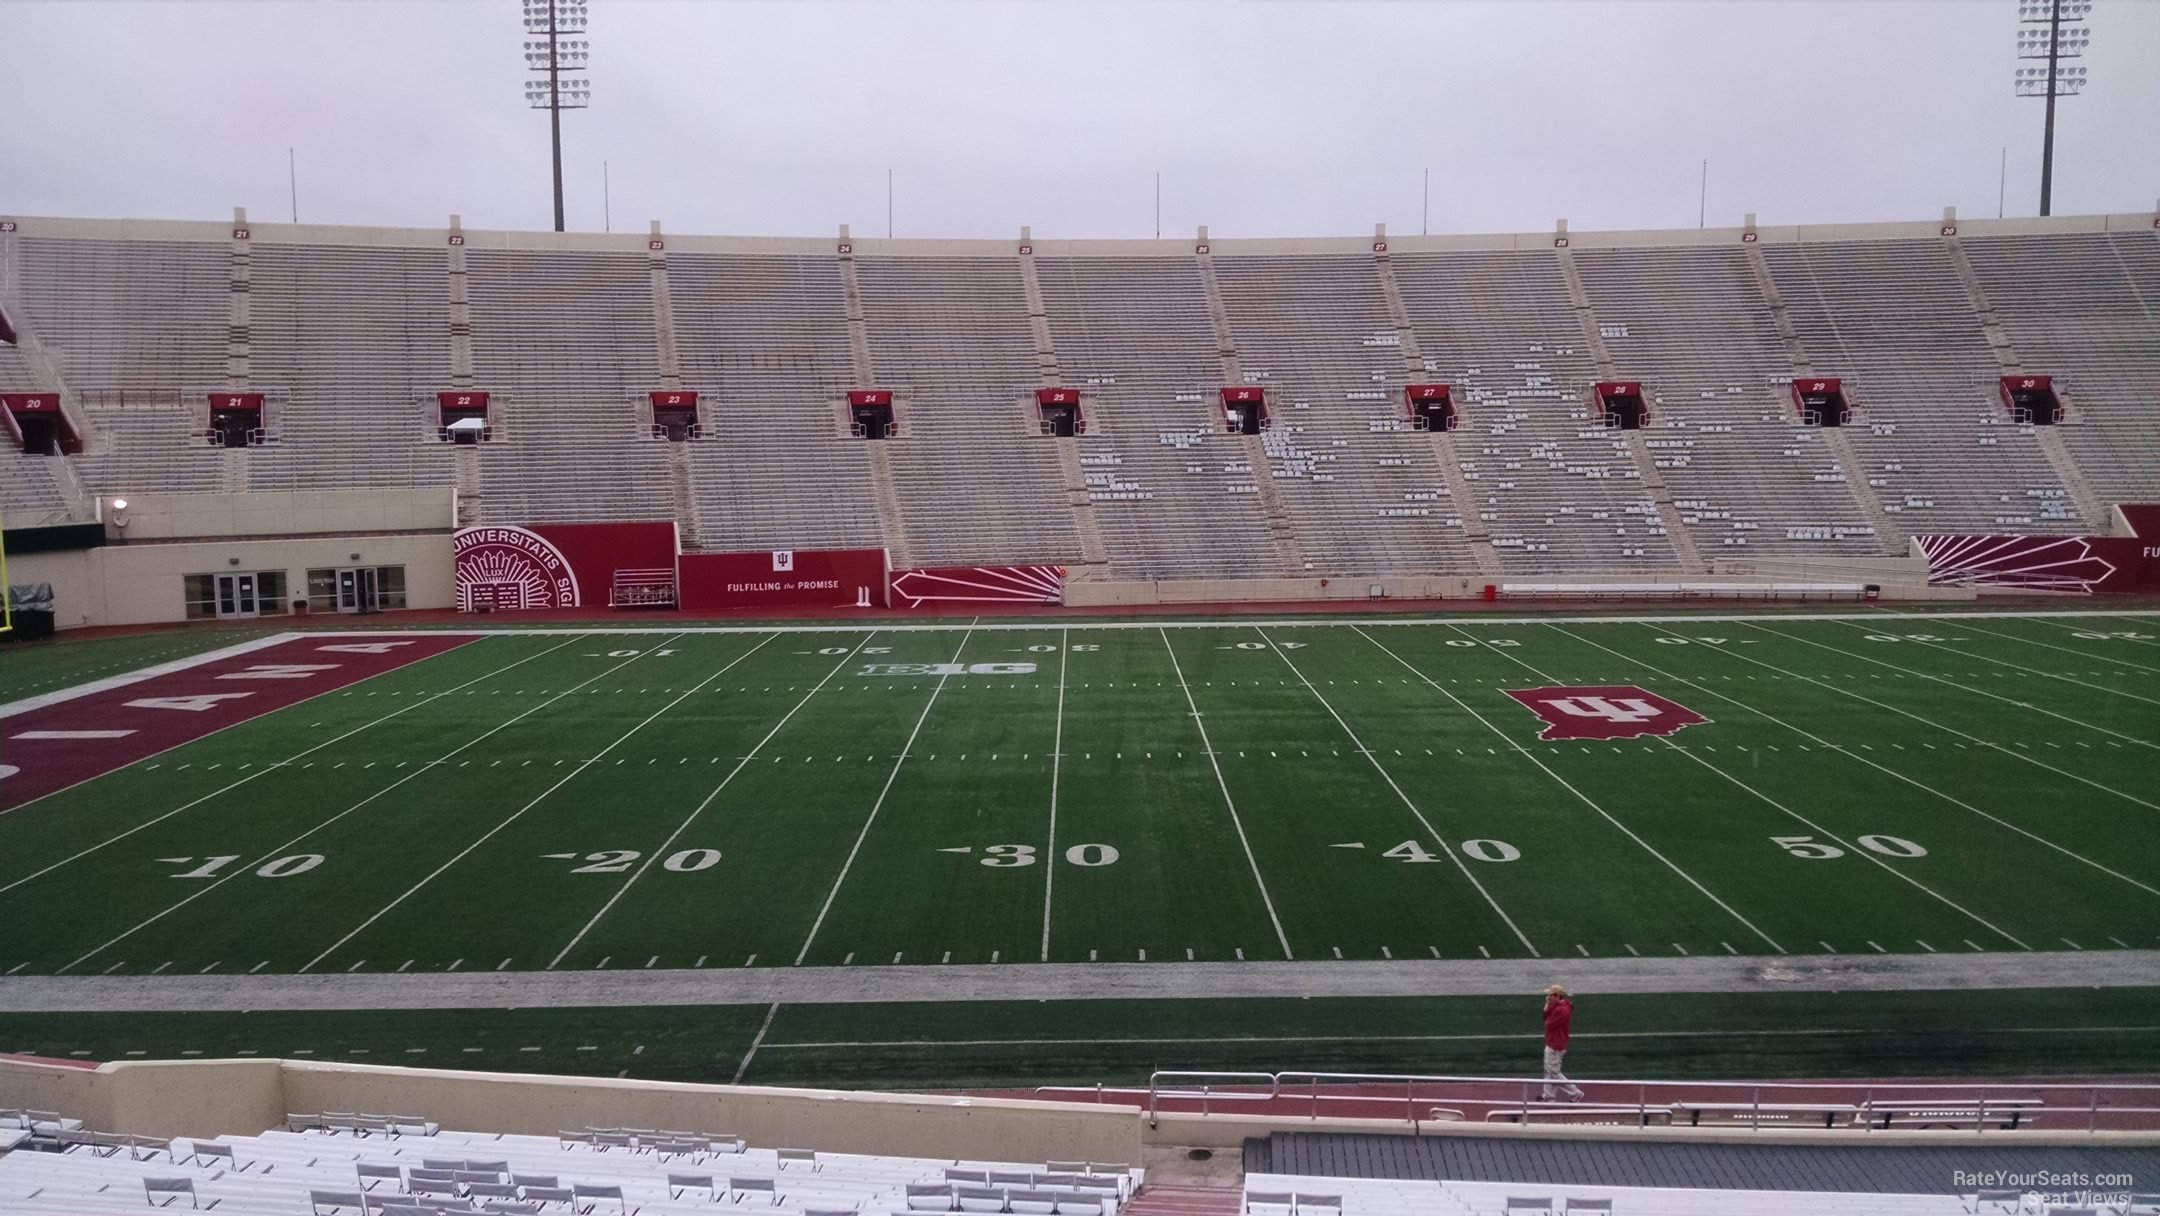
[1,948,2152,1014]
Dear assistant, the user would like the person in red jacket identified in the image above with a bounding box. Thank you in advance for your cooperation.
[1541,985,1585,1102]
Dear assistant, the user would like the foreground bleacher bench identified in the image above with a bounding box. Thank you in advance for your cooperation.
[0,1118,1143,1215]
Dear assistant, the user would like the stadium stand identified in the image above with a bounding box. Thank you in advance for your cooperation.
[3,212,2156,581]
[0,1117,1144,1216]
[668,252,888,555]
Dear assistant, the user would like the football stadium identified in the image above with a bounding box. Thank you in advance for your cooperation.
[4,0,2160,1212]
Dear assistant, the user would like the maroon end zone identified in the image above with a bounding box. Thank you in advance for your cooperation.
[0,634,474,811]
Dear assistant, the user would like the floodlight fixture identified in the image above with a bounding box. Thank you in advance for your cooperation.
[2013,0,2093,217]
[520,0,594,232]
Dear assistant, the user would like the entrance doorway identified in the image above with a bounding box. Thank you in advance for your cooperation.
[336,567,381,614]
[215,573,260,619]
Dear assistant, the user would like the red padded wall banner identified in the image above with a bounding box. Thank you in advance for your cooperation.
[2,393,60,413]
[890,565,1065,608]
[1918,533,2160,595]
[678,548,889,611]
[2116,504,2160,540]
[454,521,678,611]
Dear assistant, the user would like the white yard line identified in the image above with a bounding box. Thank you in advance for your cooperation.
[192,608,2160,639]
[1040,627,1069,964]
[792,626,979,966]
[1353,624,1785,956]
[2020,613,2160,651]
[1587,621,2160,898]
[1750,621,2160,754]
[730,1002,782,1084]
[55,636,687,974]
[1256,626,1539,958]
[1909,614,2160,675]
[1159,626,1296,961]
[296,633,714,973]
[548,634,866,969]
[1511,623,2030,949]
[0,638,576,897]
[1830,617,2160,708]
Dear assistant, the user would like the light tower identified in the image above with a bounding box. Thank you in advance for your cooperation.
[2014,0,2091,218]
[522,0,592,233]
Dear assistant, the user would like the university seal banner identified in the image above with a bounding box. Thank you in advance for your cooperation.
[452,522,679,612]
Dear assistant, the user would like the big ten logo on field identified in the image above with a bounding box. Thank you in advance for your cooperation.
[1504,685,1708,741]
[858,662,1037,677]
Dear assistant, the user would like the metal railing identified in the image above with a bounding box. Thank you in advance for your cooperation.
[1027,1072,2160,1135]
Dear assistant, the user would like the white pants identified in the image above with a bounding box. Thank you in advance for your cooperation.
[1542,1046,1583,1101]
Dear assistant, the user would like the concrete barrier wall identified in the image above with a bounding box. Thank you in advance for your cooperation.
[1062,567,1964,608]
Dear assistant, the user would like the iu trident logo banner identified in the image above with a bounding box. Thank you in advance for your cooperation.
[1503,685,1708,741]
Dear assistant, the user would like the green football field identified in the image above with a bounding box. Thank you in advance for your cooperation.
[3,609,2158,978]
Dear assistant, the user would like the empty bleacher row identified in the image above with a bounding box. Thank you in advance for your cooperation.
[1571,246,1885,558]
[3,221,2155,578]
[0,1112,1141,1216]
[1215,254,1480,577]
[1392,251,1681,573]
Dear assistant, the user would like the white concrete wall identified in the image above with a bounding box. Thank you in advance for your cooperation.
[103,488,455,542]
[12,533,452,630]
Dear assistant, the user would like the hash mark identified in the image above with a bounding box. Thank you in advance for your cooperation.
[1917,939,1937,952]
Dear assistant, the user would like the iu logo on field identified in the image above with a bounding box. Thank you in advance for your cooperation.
[772,549,795,572]
[1504,685,1708,741]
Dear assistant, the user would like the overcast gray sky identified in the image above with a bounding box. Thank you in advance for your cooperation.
[6,0,2157,239]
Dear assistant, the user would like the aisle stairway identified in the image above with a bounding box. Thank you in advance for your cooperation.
[1125,1182,1243,1216]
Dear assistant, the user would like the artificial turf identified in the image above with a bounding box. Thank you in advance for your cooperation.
[2,987,2155,1091]
[4,611,2156,978]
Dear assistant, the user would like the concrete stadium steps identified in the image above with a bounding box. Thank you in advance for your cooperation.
[1761,239,2089,541]
[1124,1183,1244,1216]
